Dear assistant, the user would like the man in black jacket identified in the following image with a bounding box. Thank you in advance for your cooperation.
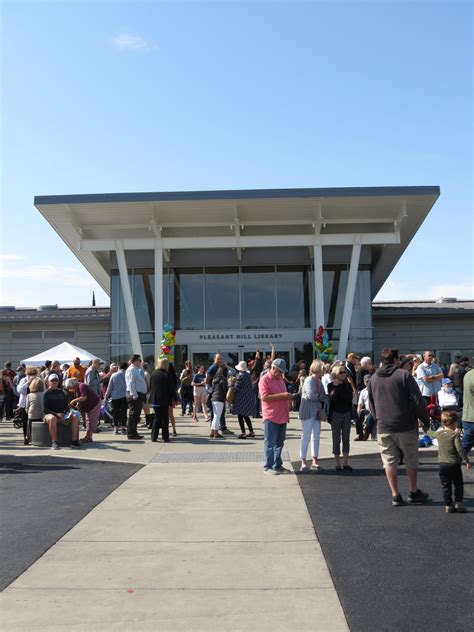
[150,358,175,442]
[368,348,430,507]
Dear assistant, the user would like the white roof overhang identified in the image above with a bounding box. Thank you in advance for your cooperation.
[34,186,440,298]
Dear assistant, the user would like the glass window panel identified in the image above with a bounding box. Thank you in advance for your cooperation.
[323,271,335,327]
[204,267,240,330]
[276,266,310,328]
[111,271,130,339]
[133,268,155,339]
[11,330,43,339]
[173,268,204,330]
[241,267,276,329]
[109,344,132,364]
[43,330,76,340]
[141,344,156,367]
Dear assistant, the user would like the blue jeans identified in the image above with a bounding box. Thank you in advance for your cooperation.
[252,383,261,417]
[331,411,351,455]
[461,421,474,455]
[263,420,287,470]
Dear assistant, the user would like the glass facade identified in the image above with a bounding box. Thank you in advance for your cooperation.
[110,264,373,362]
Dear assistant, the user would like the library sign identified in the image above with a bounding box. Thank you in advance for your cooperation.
[198,332,284,342]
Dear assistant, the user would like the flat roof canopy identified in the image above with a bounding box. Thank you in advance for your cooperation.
[34,185,440,297]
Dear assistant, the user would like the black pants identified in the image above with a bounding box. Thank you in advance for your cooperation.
[352,405,363,436]
[4,389,14,419]
[127,393,145,437]
[439,462,463,505]
[238,415,253,434]
[180,386,193,415]
[252,383,261,417]
[111,397,128,427]
[152,406,170,442]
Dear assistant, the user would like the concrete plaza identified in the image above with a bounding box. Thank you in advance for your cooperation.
[0,413,380,631]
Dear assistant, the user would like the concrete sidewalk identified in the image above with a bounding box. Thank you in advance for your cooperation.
[0,461,349,631]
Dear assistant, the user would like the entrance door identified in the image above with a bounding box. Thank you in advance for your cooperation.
[191,348,239,371]
[190,345,293,371]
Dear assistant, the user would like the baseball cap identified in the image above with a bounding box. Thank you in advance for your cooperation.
[271,358,287,373]
[48,373,59,382]
[441,377,452,385]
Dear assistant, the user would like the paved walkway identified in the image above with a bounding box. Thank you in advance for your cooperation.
[0,411,380,464]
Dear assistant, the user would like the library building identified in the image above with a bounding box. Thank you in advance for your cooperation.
[33,186,441,368]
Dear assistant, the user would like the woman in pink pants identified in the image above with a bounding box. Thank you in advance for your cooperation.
[66,378,102,443]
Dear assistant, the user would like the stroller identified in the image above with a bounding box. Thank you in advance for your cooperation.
[100,401,114,425]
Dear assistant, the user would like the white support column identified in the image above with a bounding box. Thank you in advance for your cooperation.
[115,244,142,357]
[154,246,163,363]
[313,243,325,329]
[337,243,361,360]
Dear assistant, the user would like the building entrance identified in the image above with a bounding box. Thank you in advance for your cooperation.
[189,344,293,371]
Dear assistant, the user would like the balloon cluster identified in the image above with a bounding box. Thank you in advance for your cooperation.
[314,326,334,362]
[159,323,176,363]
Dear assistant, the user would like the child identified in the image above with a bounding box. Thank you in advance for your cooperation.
[428,410,471,513]
[437,377,459,411]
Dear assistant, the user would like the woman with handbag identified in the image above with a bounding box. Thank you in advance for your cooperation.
[298,360,326,472]
[232,361,255,439]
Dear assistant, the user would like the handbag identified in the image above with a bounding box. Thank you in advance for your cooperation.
[316,379,329,421]
[226,386,234,404]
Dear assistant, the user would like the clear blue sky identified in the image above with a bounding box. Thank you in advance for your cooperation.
[1,0,472,307]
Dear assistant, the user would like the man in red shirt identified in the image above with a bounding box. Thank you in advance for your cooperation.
[259,358,293,474]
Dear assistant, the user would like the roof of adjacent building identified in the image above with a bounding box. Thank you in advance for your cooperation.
[34,185,440,298]
[373,299,474,317]
[0,307,110,322]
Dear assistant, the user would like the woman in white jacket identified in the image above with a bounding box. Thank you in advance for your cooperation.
[298,360,326,472]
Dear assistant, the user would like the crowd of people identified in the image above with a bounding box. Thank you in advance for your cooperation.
[1,347,472,512]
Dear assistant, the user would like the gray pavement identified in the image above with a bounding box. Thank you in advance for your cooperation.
[0,456,142,591]
[0,460,349,632]
[295,452,474,632]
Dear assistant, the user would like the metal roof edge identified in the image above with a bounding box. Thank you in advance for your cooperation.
[34,185,441,206]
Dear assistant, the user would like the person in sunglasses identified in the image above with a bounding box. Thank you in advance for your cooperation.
[327,365,353,471]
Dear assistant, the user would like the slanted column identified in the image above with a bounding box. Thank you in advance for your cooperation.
[154,246,163,363]
[115,243,142,357]
[337,243,361,360]
[313,243,325,330]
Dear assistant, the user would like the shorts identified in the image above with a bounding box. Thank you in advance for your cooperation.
[44,413,71,426]
[378,430,419,469]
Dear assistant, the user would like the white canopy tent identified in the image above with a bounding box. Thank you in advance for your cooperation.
[21,342,104,367]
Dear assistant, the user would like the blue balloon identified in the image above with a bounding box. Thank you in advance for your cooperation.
[322,332,329,346]
[320,352,328,360]
[163,323,173,332]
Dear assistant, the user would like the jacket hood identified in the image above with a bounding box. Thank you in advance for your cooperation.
[376,364,399,377]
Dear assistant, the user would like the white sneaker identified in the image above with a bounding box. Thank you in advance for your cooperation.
[263,468,279,475]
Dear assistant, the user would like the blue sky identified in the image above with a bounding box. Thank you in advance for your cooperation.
[1,0,472,307]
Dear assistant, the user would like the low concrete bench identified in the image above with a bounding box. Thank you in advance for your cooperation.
[31,421,73,447]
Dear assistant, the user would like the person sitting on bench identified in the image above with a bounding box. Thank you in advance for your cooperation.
[43,374,81,450]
